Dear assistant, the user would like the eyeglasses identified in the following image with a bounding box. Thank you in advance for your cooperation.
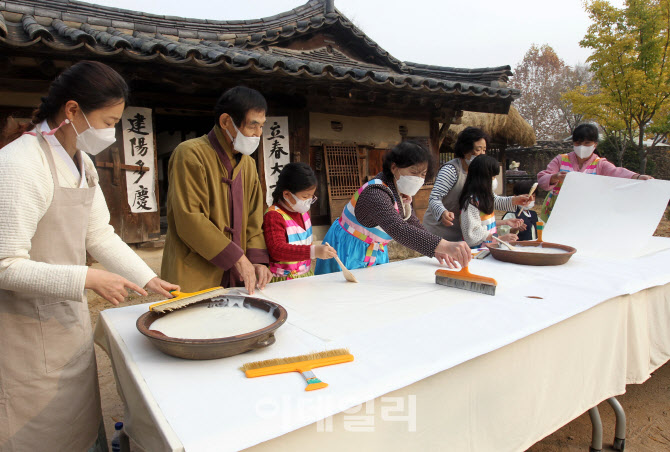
[289,193,318,204]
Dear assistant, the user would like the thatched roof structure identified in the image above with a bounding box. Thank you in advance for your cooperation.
[444,106,536,149]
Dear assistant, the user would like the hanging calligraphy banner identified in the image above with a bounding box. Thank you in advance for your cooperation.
[121,106,157,213]
[263,116,291,207]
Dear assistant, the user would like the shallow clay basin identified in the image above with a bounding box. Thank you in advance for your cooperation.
[486,240,577,266]
[136,295,287,360]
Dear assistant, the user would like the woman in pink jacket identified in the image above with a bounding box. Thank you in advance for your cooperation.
[537,123,653,221]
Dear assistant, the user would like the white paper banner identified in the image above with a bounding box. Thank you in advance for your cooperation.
[121,107,157,213]
[543,172,670,258]
[263,116,290,206]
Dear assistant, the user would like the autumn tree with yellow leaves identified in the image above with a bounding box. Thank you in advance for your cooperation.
[565,0,670,174]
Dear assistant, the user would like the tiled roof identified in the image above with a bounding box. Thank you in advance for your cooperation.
[0,0,520,104]
[405,62,513,87]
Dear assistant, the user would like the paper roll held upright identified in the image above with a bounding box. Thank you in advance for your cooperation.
[542,172,670,258]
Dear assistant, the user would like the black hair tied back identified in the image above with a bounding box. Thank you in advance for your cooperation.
[33,60,129,125]
[1,60,128,148]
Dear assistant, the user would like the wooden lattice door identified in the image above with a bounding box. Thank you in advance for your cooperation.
[323,145,362,223]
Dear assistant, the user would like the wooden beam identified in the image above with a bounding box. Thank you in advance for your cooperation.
[429,114,440,158]
[437,109,457,150]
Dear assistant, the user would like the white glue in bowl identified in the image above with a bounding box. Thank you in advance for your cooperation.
[486,241,577,266]
[136,295,287,360]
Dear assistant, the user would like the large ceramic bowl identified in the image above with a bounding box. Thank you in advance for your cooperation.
[486,240,576,266]
[136,294,287,360]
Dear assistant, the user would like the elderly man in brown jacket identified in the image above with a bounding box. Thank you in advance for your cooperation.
[161,86,272,294]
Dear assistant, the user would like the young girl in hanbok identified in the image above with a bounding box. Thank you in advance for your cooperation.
[263,162,337,282]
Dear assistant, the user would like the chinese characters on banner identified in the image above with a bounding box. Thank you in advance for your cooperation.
[121,107,157,213]
[263,116,290,206]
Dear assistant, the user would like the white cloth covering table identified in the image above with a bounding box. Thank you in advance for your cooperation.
[94,239,670,452]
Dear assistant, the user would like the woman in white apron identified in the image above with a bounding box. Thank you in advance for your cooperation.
[0,61,178,451]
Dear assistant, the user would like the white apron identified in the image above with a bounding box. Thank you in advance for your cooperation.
[0,131,101,451]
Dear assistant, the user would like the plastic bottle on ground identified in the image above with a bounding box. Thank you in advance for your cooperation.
[111,422,123,452]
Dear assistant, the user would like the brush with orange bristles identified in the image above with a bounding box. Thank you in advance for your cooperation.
[435,266,497,296]
[241,349,354,391]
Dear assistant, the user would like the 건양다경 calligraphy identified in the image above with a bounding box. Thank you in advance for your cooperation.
[127,113,149,135]
[129,137,148,157]
[132,185,152,210]
[133,160,147,184]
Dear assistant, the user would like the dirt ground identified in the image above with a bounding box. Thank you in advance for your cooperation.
[90,207,670,451]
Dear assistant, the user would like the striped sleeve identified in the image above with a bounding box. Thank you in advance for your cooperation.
[494,195,514,213]
[428,164,458,221]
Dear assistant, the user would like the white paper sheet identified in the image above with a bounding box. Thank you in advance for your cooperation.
[543,172,670,258]
[97,245,670,452]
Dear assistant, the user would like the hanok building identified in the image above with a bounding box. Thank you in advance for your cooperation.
[0,0,520,244]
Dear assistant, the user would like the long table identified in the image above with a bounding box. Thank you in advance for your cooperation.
[95,240,670,451]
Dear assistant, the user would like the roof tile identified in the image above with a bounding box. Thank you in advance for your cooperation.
[5,4,33,15]
[177,29,197,39]
[157,26,178,35]
[134,23,156,33]
[61,12,87,23]
[196,31,216,40]
[34,8,60,19]
[111,20,134,30]
[22,14,52,40]
[87,17,111,27]
[0,0,521,104]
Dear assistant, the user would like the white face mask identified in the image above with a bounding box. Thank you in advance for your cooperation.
[395,174,424,196]
[491,178,499,192]
[574,144,595,159]
[522,201,535,210]
[226,121,260,155]
[71,112,116,156]
[286,192,312,214]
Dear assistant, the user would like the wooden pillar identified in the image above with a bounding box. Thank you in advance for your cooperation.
[432,109,461,157]
[429,114,440,158]
[289,109,310,164]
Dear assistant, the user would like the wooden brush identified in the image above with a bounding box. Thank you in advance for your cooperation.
[241,348,354,391]
[325,242,358,283]
[495,237,517,251]
[435,267,497,296]
[149,287,230,313]
[518,182,539,218]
